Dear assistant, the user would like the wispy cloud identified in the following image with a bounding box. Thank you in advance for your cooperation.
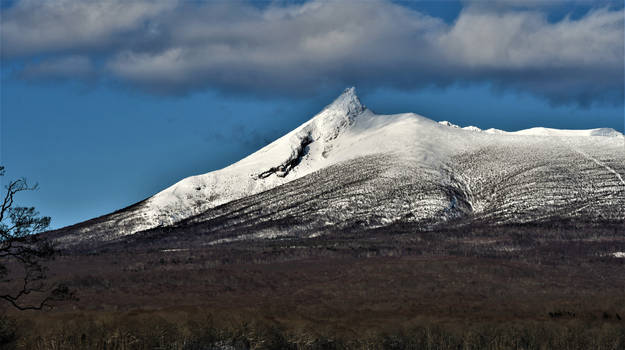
[1,0,623,105]
[19,55,95,81]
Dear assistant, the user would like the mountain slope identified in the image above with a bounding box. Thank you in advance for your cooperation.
[50,88,625,248]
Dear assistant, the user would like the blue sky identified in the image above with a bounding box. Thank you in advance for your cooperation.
[1,0,623,229]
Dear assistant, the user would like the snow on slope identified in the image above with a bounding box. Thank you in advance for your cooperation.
[146,88,368,226]
[511,127,623,137]
[438,121,623,138]
[58,88,624,244]
[144,87,453,230]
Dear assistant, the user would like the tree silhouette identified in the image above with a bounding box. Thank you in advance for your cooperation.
[0,166,72,310]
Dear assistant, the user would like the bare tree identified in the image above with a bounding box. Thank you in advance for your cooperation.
[0,166,72,310]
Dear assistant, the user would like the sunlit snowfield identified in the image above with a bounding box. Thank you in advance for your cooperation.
[52,89,624,248]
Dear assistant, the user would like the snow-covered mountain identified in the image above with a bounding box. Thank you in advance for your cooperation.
[51,88,625,247]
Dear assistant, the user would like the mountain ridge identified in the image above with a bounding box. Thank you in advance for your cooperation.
[48,88,625,248]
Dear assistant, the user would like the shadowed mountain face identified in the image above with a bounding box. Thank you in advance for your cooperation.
[47,88,625,250]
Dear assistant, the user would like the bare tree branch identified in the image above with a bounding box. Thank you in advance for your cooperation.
[0,166,74,310]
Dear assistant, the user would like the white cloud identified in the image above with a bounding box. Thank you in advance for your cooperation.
[1,0,623,104]
[0,0,176,57]
[440,8,623,69]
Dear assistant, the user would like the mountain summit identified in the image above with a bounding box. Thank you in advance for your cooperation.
[321,87,366,116]
[253,87,367,179]
[309,87,366,141]
[50,89,625,248]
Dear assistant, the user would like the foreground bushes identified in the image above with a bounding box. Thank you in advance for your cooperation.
[3,311,624,350]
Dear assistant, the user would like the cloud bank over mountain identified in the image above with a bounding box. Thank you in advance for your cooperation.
[1,0,623,105]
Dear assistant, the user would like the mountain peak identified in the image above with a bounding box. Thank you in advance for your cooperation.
[307,87,367,143]
[323,87,365,116]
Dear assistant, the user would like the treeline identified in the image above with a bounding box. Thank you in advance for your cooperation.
[3,312,624,349]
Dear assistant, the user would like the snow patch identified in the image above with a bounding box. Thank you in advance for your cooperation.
[439,120,460,128]
[511,127,623,138]
[462,126,482,132]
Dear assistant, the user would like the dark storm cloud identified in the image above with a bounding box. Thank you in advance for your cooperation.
[1,0,623,105]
